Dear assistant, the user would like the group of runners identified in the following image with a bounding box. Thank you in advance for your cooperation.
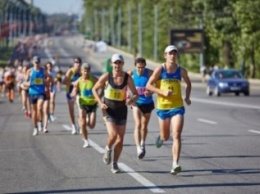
[61,45,191,175]
[1,44,191,175]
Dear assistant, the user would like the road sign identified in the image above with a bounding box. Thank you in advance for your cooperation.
[170,29,204,53]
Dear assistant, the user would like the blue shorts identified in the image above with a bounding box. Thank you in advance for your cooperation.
[156,107,185,120]
[66,92,75,101]
[29,94,46,104]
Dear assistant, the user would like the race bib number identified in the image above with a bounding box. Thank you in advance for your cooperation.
[82,89,93,97]
[160,79,179,95]
[34,78,43,85]
[136,86,146,95]
[106,89,124,101]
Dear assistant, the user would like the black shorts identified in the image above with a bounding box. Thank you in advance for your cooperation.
[80,104,97,113]
[5,83,15,90]
[135,101,155,114]
[105,105,127,126]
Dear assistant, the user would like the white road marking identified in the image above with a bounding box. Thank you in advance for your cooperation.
[88,139,106,154]
[62,125,165,193]
[119,163,165,193]
[248,129,260,134]
[197,118,217,125]
[191,97,260,110]
[62,124,72,131]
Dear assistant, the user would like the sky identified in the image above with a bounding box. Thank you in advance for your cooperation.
[33,0,84,17]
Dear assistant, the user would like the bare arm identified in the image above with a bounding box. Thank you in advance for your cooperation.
[24,69,32,87]
[127,70,133,76]
[92,73,109,109]
[126,75,138,105]
[70,79,79,98]
[146,66,172,97]
[62,69,72,85]
[181,67,191,105]
[92,75,104,99]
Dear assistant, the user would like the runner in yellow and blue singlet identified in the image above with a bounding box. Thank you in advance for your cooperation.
[146,45,191,175]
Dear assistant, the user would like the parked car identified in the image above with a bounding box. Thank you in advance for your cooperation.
[206,69,250,96]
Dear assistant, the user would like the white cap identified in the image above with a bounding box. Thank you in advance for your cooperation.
[81,63,90,69]
[111,54,124,63]
[164,45,178,53]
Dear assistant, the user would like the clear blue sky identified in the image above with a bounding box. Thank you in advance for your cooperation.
[33,0,84,16]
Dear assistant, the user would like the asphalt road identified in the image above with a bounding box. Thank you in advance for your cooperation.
[0,35,259,194]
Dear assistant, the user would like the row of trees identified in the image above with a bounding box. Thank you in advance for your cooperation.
[0,0,47,48]
[81,0,260,78]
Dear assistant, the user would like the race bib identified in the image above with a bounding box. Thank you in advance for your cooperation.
[136,86,146,95]
[106,88,125,101]
[34,78,43,85]
[160,79,179,95]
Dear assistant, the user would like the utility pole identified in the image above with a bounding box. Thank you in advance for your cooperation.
[110,7,115,46]
[127,6,132,53]
[138,3,142,57]
[199,14,204,69]
[117,7,121,47]
[154,4,158,61]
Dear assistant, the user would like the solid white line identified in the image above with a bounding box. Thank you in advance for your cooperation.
[62,124,72,131]
[119,163,165,193]
[191,97,260,110]
[62,125,165,193]
[248,129,260,134]
[88,139,106,154]
[197,118,217,125]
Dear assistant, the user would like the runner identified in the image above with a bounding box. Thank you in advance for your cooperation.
[25,56,49,136]
[42,62,54,133]
[4,66,16,103]
[63,57,82,134]
[55,66,63,92]
[20,65,31,118]
[92,54,139,173]
[70,63,99,148]
[127,57,154,159]
[46,62,57,122]
[0,67,5,97]
[146,45,191,175]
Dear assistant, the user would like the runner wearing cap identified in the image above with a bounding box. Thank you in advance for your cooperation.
[92,53,139,174]
[63,57,82,134]
[25,56,51,136]
[127,57,154,159]
[70,63,99,148]
[146,45,192,175]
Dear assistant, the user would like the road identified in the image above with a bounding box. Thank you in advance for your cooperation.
[0,35,259,194]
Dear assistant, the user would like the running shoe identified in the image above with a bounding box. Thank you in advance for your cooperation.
[71,125,77,135]
[111,162,120,174]
[103,148,112,165]
[32,128,38,136]
[49,114,56,122]
[37,122,43,132]
[138,144,146,159]
[43,128,49,133]
[156,135,164,148]
[83,139,89,148]
[170,164,182,175]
